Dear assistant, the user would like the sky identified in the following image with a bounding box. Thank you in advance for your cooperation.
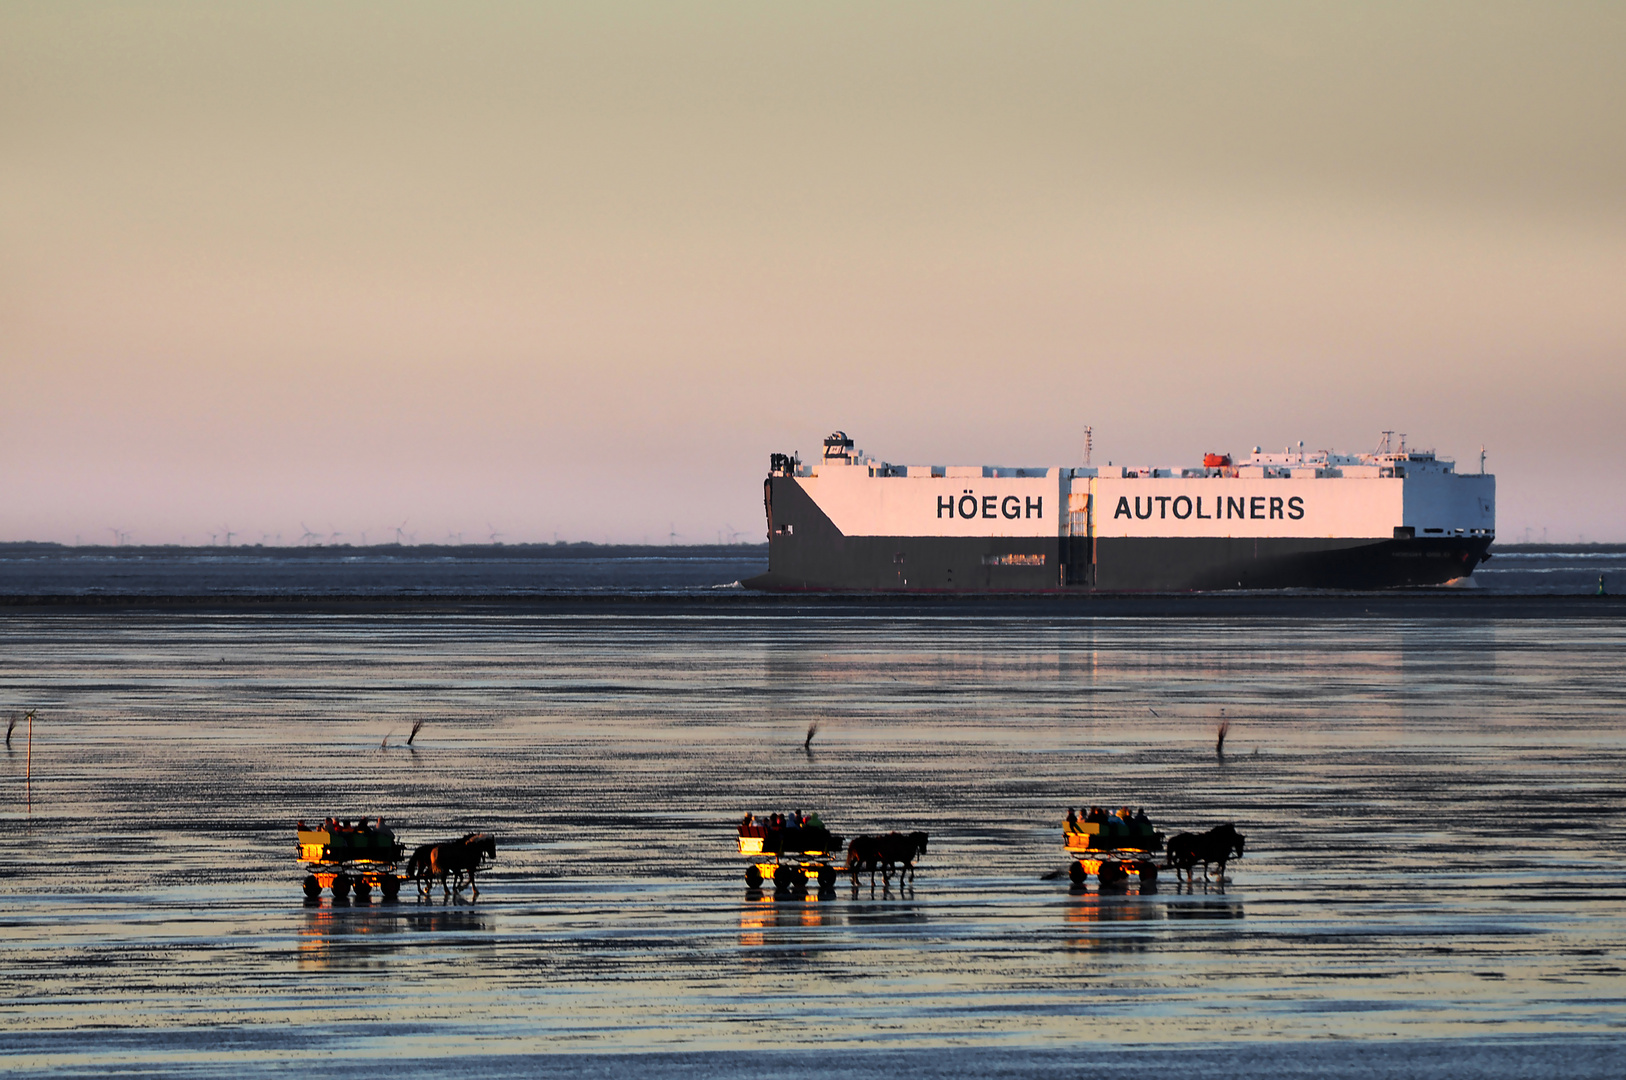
[3,2,1623,545]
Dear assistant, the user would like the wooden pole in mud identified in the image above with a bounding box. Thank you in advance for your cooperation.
[25,709,34,815]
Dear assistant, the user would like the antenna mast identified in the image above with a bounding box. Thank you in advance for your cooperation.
[1083,426,1093,467]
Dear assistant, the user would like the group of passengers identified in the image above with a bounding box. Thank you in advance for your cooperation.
[740,810,825,833]
[298,816,388,838]
[1065,805,1154,837]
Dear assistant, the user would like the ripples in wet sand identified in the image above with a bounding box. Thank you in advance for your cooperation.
[2,607,1623,1077]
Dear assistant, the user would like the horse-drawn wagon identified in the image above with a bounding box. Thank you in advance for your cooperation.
[297,820,498,901]
[298,819,404,900]
[1064,815,1163,889]
[738,817,845,896]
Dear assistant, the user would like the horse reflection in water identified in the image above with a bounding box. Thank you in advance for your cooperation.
[406,833,497,900]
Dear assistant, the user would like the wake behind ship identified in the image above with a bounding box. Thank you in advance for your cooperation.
[745,432,1495,592]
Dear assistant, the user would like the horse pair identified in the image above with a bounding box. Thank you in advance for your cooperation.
[845,831,929,886]
[1164,823,1244,882]
[405,833,497,899]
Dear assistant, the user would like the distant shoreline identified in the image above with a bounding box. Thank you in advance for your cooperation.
[0,541,1616,556]
[0,541,768,558]
[2,591,1619,619]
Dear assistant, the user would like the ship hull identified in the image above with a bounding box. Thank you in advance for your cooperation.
[744,534,1490,592]
[745,475,1492,593]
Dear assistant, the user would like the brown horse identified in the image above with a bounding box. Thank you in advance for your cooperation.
[1165,824,1244,882]
[846,831,929,886]
[407,833,497,899]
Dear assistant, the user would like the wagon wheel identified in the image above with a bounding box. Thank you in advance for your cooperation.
[745,865,763,888]
[1136,861,1159,888]
[381,875,401,900]
[352,879,372,901]
[817,866,837,891]
[1068,861,1086,886]
[1098,861,1128,887]
[303,875,322,900]
[331,873,351,899]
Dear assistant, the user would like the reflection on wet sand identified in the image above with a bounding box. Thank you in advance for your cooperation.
[298,905,495,971]
[1,607,1622,1064]
[1063,892,1164,952]
[1164,896,1245,921]
[737,892,843,963]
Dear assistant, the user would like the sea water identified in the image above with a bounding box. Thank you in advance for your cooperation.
[1,603,1623,1077]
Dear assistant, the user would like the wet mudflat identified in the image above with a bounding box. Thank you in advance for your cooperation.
[2,607,1624,1077]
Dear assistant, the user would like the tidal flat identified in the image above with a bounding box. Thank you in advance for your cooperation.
[2,603,1623,1077]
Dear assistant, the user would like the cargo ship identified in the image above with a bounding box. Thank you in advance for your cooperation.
[744,431,1495,592]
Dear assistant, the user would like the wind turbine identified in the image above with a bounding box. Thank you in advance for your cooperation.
[299,522,321,546]
[394,520,410,545]
[220,526,236,547]
[327,525,343,545]
[668,522,680,545]
[488,523,502,545]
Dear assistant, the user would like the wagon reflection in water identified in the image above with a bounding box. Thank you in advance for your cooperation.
[296,906,494,971]
[1062,894,1165,953]
[738,893,840,956]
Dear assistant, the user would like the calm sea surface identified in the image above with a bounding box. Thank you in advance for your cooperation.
[1,542,1623,596]
[3,602,1624,1077]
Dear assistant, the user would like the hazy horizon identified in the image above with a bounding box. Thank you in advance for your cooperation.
[5,3,1624,544]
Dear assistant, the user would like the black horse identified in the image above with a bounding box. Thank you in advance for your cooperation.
[407,833,497,899]
[1164,824,1244,882]
[846,831,929,886]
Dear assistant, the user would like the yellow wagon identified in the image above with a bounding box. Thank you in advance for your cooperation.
[1064,818,1163,889]
[738,819,845,896]
[297,820,405,901]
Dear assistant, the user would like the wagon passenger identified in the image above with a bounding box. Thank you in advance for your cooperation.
[1065,808,1079,833]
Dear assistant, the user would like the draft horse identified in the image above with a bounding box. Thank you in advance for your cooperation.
[1164,823,1245,883]
[846,831,929,886]
[407,833,497,899]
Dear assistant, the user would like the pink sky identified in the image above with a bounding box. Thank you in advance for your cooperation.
[4,3,1624,544]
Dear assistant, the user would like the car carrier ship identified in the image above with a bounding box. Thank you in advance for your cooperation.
[744,431,1495,592]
